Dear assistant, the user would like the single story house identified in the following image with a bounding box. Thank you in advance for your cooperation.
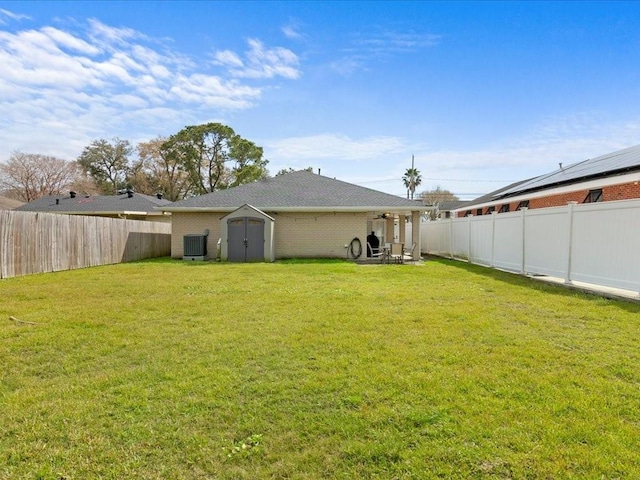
[159,170,424,261]
[15,190,172,222]
[454,144,640,216]
[433,200,467,219]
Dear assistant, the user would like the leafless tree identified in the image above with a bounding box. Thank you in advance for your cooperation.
[0,152,80,202]
[419,186,460,206]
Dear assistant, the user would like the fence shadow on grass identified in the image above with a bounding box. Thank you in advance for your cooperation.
[427,255,640,313]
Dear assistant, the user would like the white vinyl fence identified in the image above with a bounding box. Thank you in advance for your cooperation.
[421,199,640,296]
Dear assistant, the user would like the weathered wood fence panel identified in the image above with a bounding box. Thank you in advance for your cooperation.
[0,211,171,279]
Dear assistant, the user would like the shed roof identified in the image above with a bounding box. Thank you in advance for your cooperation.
[161,170,423,213]
[15,191,172,215]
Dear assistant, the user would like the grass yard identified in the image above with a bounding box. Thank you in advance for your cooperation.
[1,257,639,479]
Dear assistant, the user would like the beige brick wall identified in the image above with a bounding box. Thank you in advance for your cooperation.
[272,211,367,258]
[171,211,368,259]
[171,212,223,258]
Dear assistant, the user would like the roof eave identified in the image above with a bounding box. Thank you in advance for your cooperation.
[40,210,158,216]
[495,166,640,199]
[160,205,424,213]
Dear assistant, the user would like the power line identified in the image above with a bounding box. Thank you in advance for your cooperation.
[388,193,487,197]
[357,176,516,184]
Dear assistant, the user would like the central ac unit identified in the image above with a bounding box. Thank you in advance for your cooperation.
[183,234,207,260]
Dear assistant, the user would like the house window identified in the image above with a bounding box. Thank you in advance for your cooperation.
[516,200,529,210]
[499,204,510,213]
[444,211,451,219]
[476,208,483,216]
[584,189,603,203]
[486,206,495,214]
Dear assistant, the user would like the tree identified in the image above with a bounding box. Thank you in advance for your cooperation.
[161,123,268,195]
[420,186,460,220]
[77,138,133,194]
[419,186,459,206]
[134,137,193,201]
[402,167,422,200]
[227,135,269,187]
[0,152,80,202]
[275,167,313,176]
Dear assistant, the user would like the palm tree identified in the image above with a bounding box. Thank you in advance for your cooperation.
[402,167,422,200]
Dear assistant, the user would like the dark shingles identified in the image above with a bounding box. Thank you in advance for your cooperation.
[164,170,421,210]
[15,192,172,214]
[454,178,534,211]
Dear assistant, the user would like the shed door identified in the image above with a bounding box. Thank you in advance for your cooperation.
[227,217,264,262]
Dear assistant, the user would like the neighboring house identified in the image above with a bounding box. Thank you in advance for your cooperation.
[15,190,172,222]
[0,195,23,210]
[160,170,424,261]
[434,200,466,219]
[454,144,640,217]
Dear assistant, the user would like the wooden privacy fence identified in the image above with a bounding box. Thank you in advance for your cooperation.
[421,198,640,296]
[0,211,171,279]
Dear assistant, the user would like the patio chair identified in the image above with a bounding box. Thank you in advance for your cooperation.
[367,242,386,262]
[389,242,404,264]
[403,242,417,263]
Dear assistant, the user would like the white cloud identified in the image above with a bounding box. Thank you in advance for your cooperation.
[353,31,441,52]
[214,49,244,68]
[329,56,367,76]
[218,38,301,79]
[409,113,640,175]
[111,93,149,109]
[87,18,141,46]
[0,18,301,161]
[267,134,405,161]
[41,26,101,55]
[0,8,30,24]
[170,74,261,108]
[264,114,640,199]
[331,28,441,76]
[282,20,303,40]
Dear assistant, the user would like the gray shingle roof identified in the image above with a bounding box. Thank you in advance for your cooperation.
[15,192,172,215]
[496,144,640,198]
[437,200,466,211]
[454,178,534,211]
[162,170,423,212]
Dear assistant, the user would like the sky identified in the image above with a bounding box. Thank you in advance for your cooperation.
[1,1,640,200]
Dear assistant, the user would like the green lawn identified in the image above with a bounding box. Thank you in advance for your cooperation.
[1,258,639,479]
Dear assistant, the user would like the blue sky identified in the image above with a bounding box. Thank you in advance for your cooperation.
[1,1,639,199]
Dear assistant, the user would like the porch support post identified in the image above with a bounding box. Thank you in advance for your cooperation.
[385,216,394,243]
[399,214,407,246]
[412,211,420,260]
